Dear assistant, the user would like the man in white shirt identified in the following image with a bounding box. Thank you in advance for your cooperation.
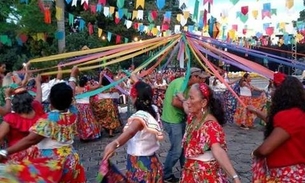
[41,65,65,112]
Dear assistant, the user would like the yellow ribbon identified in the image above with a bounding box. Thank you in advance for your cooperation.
[29,35,180,63]
[40,38,178,75]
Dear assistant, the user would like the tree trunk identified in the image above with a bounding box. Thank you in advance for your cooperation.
[56,0,65,53]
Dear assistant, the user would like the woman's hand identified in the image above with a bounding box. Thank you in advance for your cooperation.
[35,74,41,84]
[233,178,241,183]
[4,87,13,98]
[71,66,79,77]
[246,105,257,113]
[102,141,117,161]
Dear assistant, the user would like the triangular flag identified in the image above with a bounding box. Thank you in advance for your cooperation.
[107,32,112,41]
[285,0,294,9]
[98,28,103,37]
[136,0,145,9]
[117,0,125,9]
[116,35,121,44]
[156,0,165,10]
[230,0,239,5]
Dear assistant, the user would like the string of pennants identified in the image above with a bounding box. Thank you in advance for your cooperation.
[7,0,305,47]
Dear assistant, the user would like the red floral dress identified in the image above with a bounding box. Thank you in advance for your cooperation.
[181,116,228,183]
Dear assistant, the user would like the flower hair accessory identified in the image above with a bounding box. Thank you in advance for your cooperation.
[199,83,210,99]
[130,82,138,98]
[273,72,286,87]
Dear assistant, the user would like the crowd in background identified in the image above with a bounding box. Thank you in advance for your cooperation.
[0,62,303,183]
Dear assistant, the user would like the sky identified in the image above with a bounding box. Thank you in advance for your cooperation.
[186,0,304,35]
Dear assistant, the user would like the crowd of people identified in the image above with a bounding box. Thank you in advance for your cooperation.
[0,61,303,183]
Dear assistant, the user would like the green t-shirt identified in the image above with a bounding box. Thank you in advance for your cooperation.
[161,77,186,123]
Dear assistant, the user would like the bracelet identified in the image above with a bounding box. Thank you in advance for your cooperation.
[251,151,255,158]
[0,150,8,158]
[68,77,77,83]
[5,97,11,101]
[232,174,239,179]
[114,140,120,148]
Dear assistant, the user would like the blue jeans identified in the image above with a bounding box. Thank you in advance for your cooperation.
[162,121,186,179]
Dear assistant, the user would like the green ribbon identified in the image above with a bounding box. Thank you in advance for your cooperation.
[180,35,191,93]
[75,76,129,99]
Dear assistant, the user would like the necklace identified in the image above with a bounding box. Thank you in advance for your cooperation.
[185,111,209,144]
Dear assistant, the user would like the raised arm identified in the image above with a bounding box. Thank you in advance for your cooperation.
[0,88,13,116]
[69,66,79,94]
[34,74,42,103]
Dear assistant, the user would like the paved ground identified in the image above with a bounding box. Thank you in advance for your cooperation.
[74,78,269,183]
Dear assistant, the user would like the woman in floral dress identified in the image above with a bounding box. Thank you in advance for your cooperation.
[176,83,240,183]
[75,73,103,141]
[234,73,266,129]
[0,67,86,182]
[90,70,121,137]
[251,74,305,182]
[100,77,164,183]
[0,76,43,162]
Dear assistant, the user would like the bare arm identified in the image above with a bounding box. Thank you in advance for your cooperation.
[6,132,45,155]
[34,75,42,103]
[247,106,267,122]
[56,65,63,80]
[103,120,143,160]
[0,88,13,116]
[253,127,289,158]
[211,143,241,183]
[0,122,10,145]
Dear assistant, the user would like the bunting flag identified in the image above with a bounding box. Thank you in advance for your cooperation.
[116,35,121,44]
[90,4,97,14]
[96,4,102,12]
[262,10,271,19]
[240,14,248,23]
[99,0,106,6]
[103,7,110,17]
[79,19,85,31]
[117,0,125,8]
[203,0,213,5]
[136,0,145,9]
[98,28,103,37]
[193,0,199,21]
[230,0,239,5]
[132,10,138,20]
[285,0,294,9]
[88,23,94,35]
[241,6,248,15]
[266,27,274,36]
[107,32,112,41]
[72,0,77,6]
[252,10,258,19]
[109,6,115,15]
[68,13,74,25]
[125,20,133,29]
[65,0,72,4]
[263,3,271,12]
[163,11,171,24]
[55,6,63,21]
[271,8,277,15]
[44,9,51,24]
[156,0,165,10]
